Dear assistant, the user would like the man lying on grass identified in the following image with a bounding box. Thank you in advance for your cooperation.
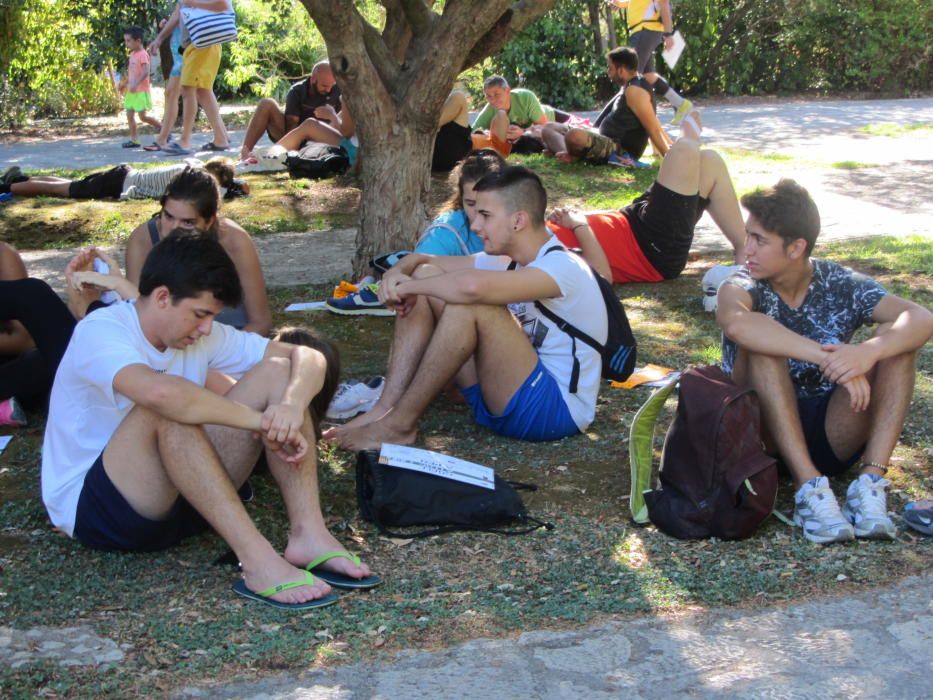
[41,231,378,610]
[717,180,933,544]
[326,166,609,450]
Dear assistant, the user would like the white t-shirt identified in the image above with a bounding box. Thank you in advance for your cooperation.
[474,236,607,430]
[41,300,269,536]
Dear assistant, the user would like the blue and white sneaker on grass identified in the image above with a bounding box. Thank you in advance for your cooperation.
[325,283,394,317]
[842,473,897,540]
[793,476,855,544]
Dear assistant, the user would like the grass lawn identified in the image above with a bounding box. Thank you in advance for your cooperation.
[0,148,931,697]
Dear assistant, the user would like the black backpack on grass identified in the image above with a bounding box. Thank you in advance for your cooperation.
[511,245,636,392]
[285,142,349,180]
[643,365,778,540]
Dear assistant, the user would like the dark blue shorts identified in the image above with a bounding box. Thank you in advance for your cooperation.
[73,452,208,552]
[797,388,864,477]
[461,359,580,442]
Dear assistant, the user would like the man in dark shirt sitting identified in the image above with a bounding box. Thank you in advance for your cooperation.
[542,47,686,165]
[238,61,342,162]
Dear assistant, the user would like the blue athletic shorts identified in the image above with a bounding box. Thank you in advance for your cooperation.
[339,137,358,166]
[461,359,580,441]
[797,388,864,476]
[73,452,208,552]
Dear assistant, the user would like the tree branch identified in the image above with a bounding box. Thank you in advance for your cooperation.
[397,0,435,36]
[381,0,413,62]
[458,0,556,72]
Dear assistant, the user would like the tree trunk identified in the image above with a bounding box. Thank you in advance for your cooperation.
[355,118,436,270]
[606,4,619,49]
[585,0,606,56]
[300,0,556,275]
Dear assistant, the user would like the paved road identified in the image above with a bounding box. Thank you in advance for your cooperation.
[171,573,932,699]
[3,98,931,291]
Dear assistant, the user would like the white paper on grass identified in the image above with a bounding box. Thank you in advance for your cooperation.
[0,435,12,454]
[662,30,686,70]
[284,301,328,312]
[379,443,495,490]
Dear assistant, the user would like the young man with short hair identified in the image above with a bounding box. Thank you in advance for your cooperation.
[42,232,376,609]
[326,166,608,451]
[716,180,933,544]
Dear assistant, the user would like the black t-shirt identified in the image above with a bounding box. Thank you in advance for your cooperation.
[283,78,342,124]
[593,76,654,159]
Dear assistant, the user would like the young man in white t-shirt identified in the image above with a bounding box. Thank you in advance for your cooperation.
[41,232,377,611]
[326,166,608,451]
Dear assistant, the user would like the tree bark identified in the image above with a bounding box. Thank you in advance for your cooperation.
[299,0,555,273]
[585,0,606,57]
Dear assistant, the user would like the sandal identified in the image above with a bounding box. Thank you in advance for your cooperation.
[122,140,141,148]
[232,570,339,610]
[162,142,193,156]
[304,551,382,590]
[142,142,163,152]
[201,142,230,152]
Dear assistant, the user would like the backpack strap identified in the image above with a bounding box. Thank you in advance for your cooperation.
[509,245,603,394]
[628,376,679,524]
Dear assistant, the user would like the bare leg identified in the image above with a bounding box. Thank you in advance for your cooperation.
[824,341,917,476]
[731,348,822,488]
[439,91,470,128]
[154,76,181,148]
[179,85,198,149]
[240,99,286,159]
[656,138,701,195]
[138,109,162,132]
[277,117,343,150]
[333,302,539,451]
[197,88,229,147]
[541,122,571,157]
[127,110,138,142]
[697,148,745,261]
[204,358,372,580]
[489,108,509,144]
[10,177,73,198]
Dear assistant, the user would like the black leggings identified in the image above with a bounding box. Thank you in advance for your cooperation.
[0,278,77,408]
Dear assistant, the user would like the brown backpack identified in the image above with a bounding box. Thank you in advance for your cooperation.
[643,365,778,540]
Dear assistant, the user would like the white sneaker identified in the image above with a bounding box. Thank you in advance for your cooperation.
[701,264,743,312]
[843,473,897,540]
[326,377,385,420]
[793,477,855,544]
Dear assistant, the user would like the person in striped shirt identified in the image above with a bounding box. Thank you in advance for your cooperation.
[0,158,247,201]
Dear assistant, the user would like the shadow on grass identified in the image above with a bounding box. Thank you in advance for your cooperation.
[1,240,931,696]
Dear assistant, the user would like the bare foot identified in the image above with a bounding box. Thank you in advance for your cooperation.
[284,533,372,581]
[331,414,416,451]
[322,403,391,442]
[240,555,332,605]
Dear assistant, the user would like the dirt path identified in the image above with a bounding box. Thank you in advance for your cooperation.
[3,97,931,293]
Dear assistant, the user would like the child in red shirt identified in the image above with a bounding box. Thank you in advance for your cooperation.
[120,26,162,148]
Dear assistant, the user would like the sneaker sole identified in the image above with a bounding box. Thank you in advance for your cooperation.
[793,512,855,544]
[842,505,897,540]
[903,513,933,536]
[670,101,695,126]
[324,304,395,317]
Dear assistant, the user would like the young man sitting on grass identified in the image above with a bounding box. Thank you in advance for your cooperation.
[717,180,933,544]
[326,166,608,451]
[41,232,378,610]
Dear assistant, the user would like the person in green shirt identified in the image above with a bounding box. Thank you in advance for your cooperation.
[471,76,570,155]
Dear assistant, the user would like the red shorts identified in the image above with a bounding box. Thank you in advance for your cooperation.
[547,212,663,284]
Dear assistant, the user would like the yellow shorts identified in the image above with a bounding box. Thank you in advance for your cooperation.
[180,44,221,89]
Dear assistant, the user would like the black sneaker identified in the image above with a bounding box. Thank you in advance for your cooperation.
[1,166,28,186]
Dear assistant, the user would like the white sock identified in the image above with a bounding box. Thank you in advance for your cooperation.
[663,89,684,108]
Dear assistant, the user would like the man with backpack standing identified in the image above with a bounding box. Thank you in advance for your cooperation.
[325,166,616,450]
[717,180,933,544]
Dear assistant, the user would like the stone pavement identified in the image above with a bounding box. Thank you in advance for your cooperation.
[169,573,932,699]
[3,98,932,292]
